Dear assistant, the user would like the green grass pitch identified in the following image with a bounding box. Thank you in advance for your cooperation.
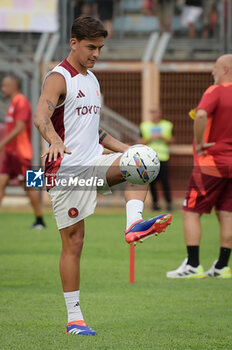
[0,210,231,350]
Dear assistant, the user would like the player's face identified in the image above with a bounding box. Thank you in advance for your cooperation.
[212,59,224,84]
[150,109,161,123]
[70,37,105,73]
[1,77,16,98]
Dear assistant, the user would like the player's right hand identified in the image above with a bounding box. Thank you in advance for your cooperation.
[195,142,215,156]
[41,140,72,162]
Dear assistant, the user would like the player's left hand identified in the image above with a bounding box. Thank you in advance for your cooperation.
[41,140,72,162]
[195,142,215,156]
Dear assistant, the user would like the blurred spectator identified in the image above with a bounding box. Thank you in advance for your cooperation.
[157,0,175,32]
[96,0,114,39]
[142,0,156,16]
[139,107,173,211]
[74,0,97,18]
[142,0,175,32]
[202,0,217,38]
[181,0,203,38]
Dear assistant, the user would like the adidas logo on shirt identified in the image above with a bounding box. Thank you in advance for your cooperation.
[76,90,85,98]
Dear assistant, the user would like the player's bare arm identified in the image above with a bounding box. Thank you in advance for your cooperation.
[98,128,129,153]
[194,109,215,155]
[34,73,71,161]
[0,120,25,152]
[152,134,174,144]
[145,134,174,144]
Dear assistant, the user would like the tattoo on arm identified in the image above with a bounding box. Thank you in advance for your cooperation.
[37,117,52,139]
[43,126,49,137]
[35,112,61,144]
[99,131,108,143]
[46,99,55,112]
[99,128,108,142]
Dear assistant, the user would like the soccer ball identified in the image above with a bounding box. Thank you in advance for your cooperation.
[119,144,160,185]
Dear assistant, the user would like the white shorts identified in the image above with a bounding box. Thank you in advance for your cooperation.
[181,6,203,27]
[49,153,121,230]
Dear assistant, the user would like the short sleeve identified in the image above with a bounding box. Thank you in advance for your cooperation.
[197,85,220,116]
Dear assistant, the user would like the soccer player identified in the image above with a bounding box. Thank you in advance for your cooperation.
[167,54,232,279]
[34,16,172,335]
[0,75,46,229]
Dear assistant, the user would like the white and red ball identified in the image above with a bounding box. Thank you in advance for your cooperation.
[120,144,160,185]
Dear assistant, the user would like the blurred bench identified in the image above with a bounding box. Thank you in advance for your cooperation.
[120,0,143,14]
[113,15,160,36]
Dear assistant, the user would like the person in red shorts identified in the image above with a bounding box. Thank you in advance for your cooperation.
[167,54,232,278]
[0,75,46,229]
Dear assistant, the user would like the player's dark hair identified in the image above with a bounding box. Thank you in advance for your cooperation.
[71,16,108,41]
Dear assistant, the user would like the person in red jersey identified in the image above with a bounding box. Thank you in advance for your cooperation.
[0,75,46,229]
[167,54,232,279]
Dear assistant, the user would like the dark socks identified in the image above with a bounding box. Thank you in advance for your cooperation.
[186,246,231,269]
[187,246,199,267]
[215,247,231,269]
[36,216,44,224]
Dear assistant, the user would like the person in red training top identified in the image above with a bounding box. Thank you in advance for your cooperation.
[0,75,46,229]
[167,54,232,279]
